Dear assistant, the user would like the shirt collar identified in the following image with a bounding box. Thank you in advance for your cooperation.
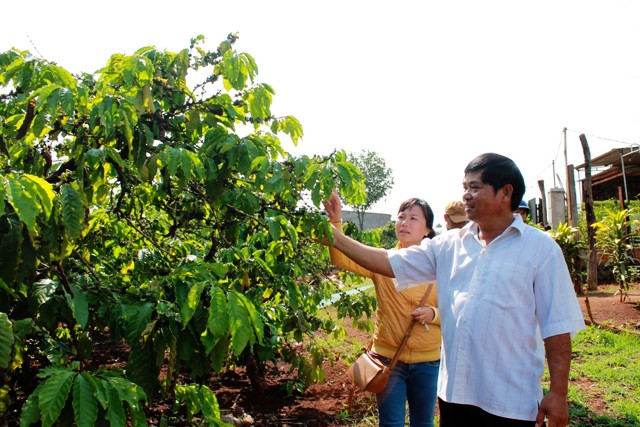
[466,215,525,240]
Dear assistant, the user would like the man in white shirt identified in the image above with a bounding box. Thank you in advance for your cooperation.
[322,153,585,427]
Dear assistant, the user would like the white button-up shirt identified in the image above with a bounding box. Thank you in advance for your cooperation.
[388,216,585,421]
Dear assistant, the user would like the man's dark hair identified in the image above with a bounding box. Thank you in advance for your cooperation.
[464,153,525,211]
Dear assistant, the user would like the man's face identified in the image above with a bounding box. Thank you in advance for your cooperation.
[462,171,503,222]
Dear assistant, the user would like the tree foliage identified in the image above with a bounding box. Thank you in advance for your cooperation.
[347,150,394,230]
[0,34,370,424]
[592,208,639,301]
[550,222,587,295]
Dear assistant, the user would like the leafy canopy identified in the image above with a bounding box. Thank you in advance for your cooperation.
[0,34,371,424]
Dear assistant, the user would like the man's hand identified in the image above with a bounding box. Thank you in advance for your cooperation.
[535,390,568,427]
[537,333,572,427]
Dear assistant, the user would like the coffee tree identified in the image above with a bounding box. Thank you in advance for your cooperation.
[0,34,369,425]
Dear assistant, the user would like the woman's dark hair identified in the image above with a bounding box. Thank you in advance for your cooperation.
[464,153,525,211]
[398,198,436,239]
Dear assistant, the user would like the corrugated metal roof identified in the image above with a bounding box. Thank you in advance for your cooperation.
[576,146,640,169]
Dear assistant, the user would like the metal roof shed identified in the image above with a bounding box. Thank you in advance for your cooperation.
[576,146,640,202]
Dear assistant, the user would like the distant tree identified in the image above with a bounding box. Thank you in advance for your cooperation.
[347,150,394,230]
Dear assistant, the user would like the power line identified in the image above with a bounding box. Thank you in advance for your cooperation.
[25,33,44,59]
[565,128,638,146]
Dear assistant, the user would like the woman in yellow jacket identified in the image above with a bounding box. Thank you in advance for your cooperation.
[323,190,440,427]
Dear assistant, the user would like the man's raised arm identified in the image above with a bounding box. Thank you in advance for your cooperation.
[327,224,395,277]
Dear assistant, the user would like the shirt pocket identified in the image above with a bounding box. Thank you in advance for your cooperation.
[478,262,533,310]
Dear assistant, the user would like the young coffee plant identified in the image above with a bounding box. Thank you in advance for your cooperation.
[592,208,639,302]
[550,222,587,295]
[0,34,369,424]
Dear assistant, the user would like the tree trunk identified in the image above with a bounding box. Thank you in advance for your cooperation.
[580,134,599,292]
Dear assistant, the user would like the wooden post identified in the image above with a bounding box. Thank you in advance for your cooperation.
[537,180,548,227]
[579,134,598,291]
[567,165,578,227]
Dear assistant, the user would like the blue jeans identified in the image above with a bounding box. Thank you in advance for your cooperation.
[376,358,440,427]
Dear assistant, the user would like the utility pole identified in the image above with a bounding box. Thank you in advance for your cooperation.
[564,127,578,226]
[563,128,568,176]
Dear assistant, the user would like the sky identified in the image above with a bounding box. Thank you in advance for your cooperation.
[2,1,640,227]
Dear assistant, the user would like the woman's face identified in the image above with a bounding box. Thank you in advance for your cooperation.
[395,204,431,248]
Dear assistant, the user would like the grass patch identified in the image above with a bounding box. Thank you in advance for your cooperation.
[321,286,640,426]
[542,326,640,426]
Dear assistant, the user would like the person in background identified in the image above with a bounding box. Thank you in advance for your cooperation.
[323,190,440,427]
[321,153,585,427]
[516,199,531,222]
[443,200,469,230]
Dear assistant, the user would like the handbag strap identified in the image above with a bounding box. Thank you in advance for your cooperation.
[386,282,434,371]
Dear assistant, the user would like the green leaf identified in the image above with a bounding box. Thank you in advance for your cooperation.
[104,380,126,427]
[122,303,154,346]
[206,262,228,278]
[268,218,281,240]
[93,377,108,408]
[181,281,206,326]
[311,184,321,207]
[59,87,75,116]
[219,51,258,90]
[163,146,181,177]
[175,384,201,418]
[0,312,14,369]
[70,284,89,328]
[198,385,222,423]
[127,342,158,397]
[109,376,147,412]
[31,278,58,305]
[42,64,76,88]
[279,115,303,146]
[104,146,127,172]
[233,291,263,343]
[246,84,272,120]
[0,215,21,284]
[19,383,42,427]
[61,183,85,239]
[205,287,229,349]
[32,111,49,137]
[227,292,251,355]
[0,186,5,217]
[73,372,99,427]
[39,370,75,427]
[7,177,39,233]
[22,174,55,219]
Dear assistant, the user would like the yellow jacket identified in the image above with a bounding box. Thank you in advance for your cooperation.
[329,222,441,363]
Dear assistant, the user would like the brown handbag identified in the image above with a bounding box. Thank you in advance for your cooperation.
[347,283,434,394]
